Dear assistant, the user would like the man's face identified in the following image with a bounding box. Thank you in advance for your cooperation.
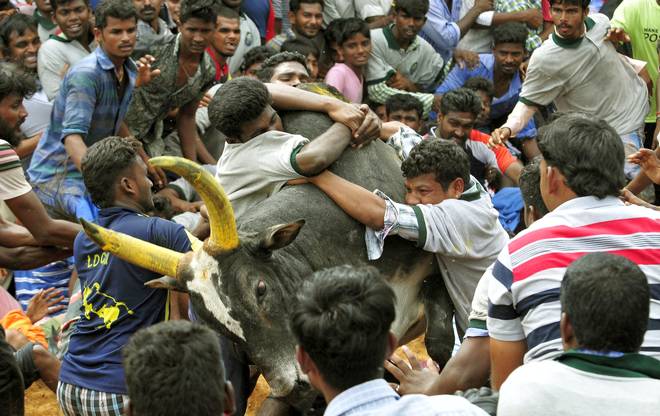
[166,0,180,26]
[404,173,452,205]
[211,15,240,57]
[388,109,421,132]
[374,104,386,121]
[238,104,283,142]
[305,53,318,80]
[290,3,322,38]
[474,90,491,127]
[437,111,476,144]
[243,61,263,78]
[340,32,371,69]
[35,0,52,15]
[393,9,426,42]
[221,0,241,8]
[133,0,163,24]
[96,16,137,60]
[54,0,90,40]
[270,61,310,86]
[7,29,41,71]
[551,2,587,39]
[130,157,155,213]
[179,17,215,55]
[0,93,28,146]
[493,42,524,76]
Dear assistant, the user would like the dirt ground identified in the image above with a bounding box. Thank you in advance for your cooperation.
[25,337,428,416]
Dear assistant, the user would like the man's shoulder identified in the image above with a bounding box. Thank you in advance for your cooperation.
[397,393,487,415]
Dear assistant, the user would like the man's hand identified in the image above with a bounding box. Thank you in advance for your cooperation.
[605,27,631,43]
[352,105,382,146]
[26,288,66,323]
[387,72,418,91]
[139,145,167,189]
[136,55,161,88]
[628,148,660,184]
[198,92,213,108]
[489,127,512,148]
[522,9,543,29]
[384,346,440,396]
[519,60,529,80]
[620,188,657,209]
[453,49,480,69]
[327,102,366,132]
[474,0,494,13]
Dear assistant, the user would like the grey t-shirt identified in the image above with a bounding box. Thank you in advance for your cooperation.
[520,13,648,135]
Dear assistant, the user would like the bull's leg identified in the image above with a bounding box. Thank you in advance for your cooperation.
[423,274,454,368]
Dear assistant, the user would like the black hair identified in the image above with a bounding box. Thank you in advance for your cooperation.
[464,76,495,99]
[208,77,271,140]
[240,45,276,73]
[290,0,323,12]
[0,62,37,101]
[81,136,142,208]
[290,265,395,391]
[385,93,423,119]
[401,139,470,190]
[124,321,227,416]
[492,22,528,48]
[562,253,649,353]
[256,51,308,82]
[537,113,625,199]
[94,0,137,29]
[393,0,429,17]
[0,13,37,49]
[213,3,239,20]
[51,0,89,13]
[179,0,216,24]
[519,158,549,217]
[549,0,591,10]
[281,37,320,59]
[324,17,347,45]
[440,88,482,117]
[335,17,370,46]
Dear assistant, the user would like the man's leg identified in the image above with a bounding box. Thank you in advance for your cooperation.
[57,382,128,416]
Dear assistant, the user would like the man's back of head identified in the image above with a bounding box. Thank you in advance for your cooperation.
[123,320,234,416]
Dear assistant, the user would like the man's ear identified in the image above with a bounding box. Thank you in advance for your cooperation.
[119,175,138,197]
[287,10,296,24]
[560,312,576,350]
[93,27,102,44]
[450,177,465,199]
[296,345,312,375]
[223,381,236,415]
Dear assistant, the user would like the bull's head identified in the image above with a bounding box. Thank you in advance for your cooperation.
[79,156,313,404]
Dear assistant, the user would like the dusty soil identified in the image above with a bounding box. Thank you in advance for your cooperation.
[25,337,428,416]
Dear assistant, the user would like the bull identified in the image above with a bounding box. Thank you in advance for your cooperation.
[80,100,455,414]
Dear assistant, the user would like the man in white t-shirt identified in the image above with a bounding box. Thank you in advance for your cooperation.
[208,78,379,219]
[498,253,660,415]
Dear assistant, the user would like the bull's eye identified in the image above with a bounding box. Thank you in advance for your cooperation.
[256,280,267,298]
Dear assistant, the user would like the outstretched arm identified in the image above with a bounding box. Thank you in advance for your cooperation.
[310,170,386,229]
[295,124,352,176]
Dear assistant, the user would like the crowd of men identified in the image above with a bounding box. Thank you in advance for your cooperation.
[0,0,658,414]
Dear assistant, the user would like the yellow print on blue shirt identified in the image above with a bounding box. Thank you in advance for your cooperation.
[82,282,134,329]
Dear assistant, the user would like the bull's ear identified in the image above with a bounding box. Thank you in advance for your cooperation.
[144,276,188,292]
[259,219,305,251]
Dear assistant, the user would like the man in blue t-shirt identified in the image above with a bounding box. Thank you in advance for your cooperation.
[57,136,191,416]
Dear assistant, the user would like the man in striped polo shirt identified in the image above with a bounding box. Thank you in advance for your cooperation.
[486,113,660,389]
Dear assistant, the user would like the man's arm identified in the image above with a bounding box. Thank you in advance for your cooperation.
[491,9,542,28]
[490,338,526,390]
[368,82,436,117]
[5,191,80,247]
[0,245,72,270]
[177,100,202,162]
[456,0,494,37]
[0,219,37,247]
[295,124,352,176]
[309,170,386,229]
[62,134,88,171]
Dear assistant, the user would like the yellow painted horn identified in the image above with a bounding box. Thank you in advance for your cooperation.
[149,156,239,254]
[80,218,184,278]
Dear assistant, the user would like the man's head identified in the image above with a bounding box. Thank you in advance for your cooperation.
[335,17,371,69]
[94,0,138,61]
[239,45,275,77]
[288,0,323,39]
[210,5,240,57]
[256,51,310,86]
[0,62,36,147]
[385,93,423,132]
[132,0,162,25]
[549,0,590,40]
[437,88,482,144]
[178,0,216,55]
[219,0,241,9]
[464,77,494,128]
[81,136,154,211]
[34,0,53,16]
[392,0,429,43]
[165,0,181,26]
[51,0,91,41]
[124,320,235,416]
[291,265,396,394]
[281,37,320,80]
[209,77,282,143]
[537,113,625,211]
[492,23,526,76]
[519,158,549,227]
[0,14,40,71]
[561,253,649,353]
[401,139,469,205]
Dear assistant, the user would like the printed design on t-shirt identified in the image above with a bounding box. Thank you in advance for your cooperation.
[82,282,134,329]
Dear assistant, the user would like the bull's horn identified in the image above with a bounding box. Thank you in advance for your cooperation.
[149,156,239,254]
[80,218,184,278]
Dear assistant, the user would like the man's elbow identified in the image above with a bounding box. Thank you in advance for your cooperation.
[297,155,330,177]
